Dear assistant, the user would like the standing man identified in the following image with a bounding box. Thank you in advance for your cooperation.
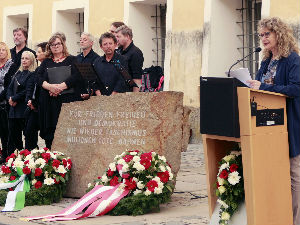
[10,28,36,70]
[93,32,128,96]
[76,32,99,63]
[115,25,144,92]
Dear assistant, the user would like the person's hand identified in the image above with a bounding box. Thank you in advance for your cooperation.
[49,84,63,96]
[247,80,261,90]
[27,100,36,110]
[81,94,90,100]
[8,97,17,107]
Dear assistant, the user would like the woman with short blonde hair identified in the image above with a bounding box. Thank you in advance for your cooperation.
[248,17,300,225]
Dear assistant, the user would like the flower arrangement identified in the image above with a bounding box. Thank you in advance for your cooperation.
[87,150,175,216]
[215,150,244,225]
[0,148,72,208]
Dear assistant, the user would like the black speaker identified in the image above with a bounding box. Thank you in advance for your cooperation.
[200,77,247,138]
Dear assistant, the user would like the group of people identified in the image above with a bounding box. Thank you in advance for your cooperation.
[0,22,144,163]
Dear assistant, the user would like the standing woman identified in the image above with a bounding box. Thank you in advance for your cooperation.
[248,17,300,225]
[6,51,37,155]
[24,42,47,150]
[38,34,81,149]
[0,42,15,163]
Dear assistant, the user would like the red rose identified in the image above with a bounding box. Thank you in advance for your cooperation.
[67,159,72,169]
[34,181,42,189]
[123,155,133,162]
[24,160,29,165]
[43,147,49,151]
[122,173,130,179]
[219,169,229,179]
[157,171,170,183]
[129,150,140,153]
[125,177,137,190]
[52,159,60,168]
[2,166,11,174]
[20,149,31,156]
[109,176,119,186]
[97,176,101,179]
[141,152,152,161]
[107,169,114,177]
[54,178,60,184]
[9,188,13,191]
[216,182,220,188]
[10,176,16,181]
[62,159,68,167]
[34,168,43,177]
[230,164,238,172]
[9,153,16,158]
[59,173,65,178]
[140,159,151,170]
[22,167,31,175]
[41,153,51,161]
[146,180,158,192]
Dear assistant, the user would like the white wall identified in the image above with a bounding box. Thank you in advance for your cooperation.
[202,0,243,77]
[3,4,33,49]
[55,10,83,55]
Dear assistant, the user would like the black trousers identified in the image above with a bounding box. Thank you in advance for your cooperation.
[8,118,25,156]
[24,110,39,150]
[0,104,9,160]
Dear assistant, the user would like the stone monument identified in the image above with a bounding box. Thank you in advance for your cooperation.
[52,91,189,197]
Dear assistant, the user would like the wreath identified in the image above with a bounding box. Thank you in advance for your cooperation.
[86,150,175,216]
[0,148,72,210]
[215,149,244,225]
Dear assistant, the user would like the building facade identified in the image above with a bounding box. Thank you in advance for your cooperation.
[0,0,299,142]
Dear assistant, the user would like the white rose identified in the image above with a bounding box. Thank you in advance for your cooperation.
[157,181,164,189]
[109,163,116,171]
[169,172,174,180]
[13,160,24,168]
[53,151,64,156]
[159,165,166,172]
[87,183,92,188]
[24,154,33,161]
[55,165,67,174]
[218,162,229,173]
[44,178,55,186]
[7,158,14,167]
[144,189,152,196]
[166,166,171,172]
[153,176,161,183]
[114,155,120,161]
[35,158,46,169]
[28,160,36,169]
[132,156,140,162]
[133,162,145,172]
[0,176,9,183]
[117,159,126,165]
[154,187,163,195]
[158,156,166,162]
[50,152,57,159]
[218,186,226,194]
[133,189,142,195]
[221,212,230,220]
[132,177,138,183]
[130,152,137,155]
[151,152,156,157]
[137,181,144,189]
[31,179,37,185]
[101,175,108,183]
[217,177,225,186]
[217,199,229,209]
[228,171,241,185]
[121,164,129,173]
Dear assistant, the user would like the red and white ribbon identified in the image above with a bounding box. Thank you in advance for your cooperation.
[23,184,129,221]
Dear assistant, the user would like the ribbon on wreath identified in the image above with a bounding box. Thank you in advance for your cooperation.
[0,168,30,212]
[22,184,129,222]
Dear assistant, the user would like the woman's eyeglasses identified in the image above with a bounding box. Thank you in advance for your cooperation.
[258,32,271,39]
[50,42,62,48]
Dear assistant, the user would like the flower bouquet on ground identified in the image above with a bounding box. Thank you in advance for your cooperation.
[0,148,72,211]
[215,150,244,225]
[87,150,175,216]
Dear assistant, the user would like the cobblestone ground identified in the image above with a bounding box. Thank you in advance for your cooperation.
[0,144,209,225]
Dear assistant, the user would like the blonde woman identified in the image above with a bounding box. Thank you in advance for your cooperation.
[6,51,37,155]
[248,17,300,225]
[0,42,16,164]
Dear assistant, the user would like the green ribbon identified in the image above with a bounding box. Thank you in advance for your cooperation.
[13,167,31,211]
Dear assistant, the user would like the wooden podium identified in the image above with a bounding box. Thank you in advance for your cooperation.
[202,87,293,225]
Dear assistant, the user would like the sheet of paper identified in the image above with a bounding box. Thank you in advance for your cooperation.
[228,68,252,87]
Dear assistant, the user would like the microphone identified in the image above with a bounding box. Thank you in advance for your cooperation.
[227,47,262,77]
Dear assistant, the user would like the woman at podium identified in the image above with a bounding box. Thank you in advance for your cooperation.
[248,17,300,225]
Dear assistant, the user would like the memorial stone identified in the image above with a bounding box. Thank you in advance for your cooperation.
[52,91,187,197]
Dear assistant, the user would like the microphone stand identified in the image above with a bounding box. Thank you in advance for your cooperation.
[227,47,262,77]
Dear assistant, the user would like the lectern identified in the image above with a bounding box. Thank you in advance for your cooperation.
[201,77,293,225]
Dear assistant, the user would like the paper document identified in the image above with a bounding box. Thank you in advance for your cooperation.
[228,68,252,87]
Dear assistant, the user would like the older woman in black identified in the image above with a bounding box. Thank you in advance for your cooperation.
[6,51,37,155]
[0,42,15,163]
[38,34,81,149]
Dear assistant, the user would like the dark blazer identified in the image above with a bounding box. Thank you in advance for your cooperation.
[6,70,33,118]
[256,51,300,158]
